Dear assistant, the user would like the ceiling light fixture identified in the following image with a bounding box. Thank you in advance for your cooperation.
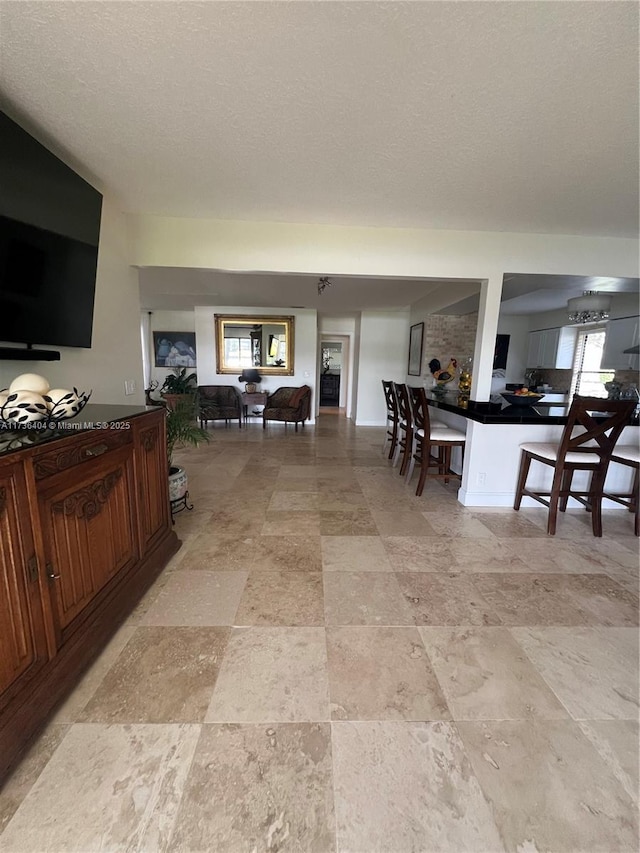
[567,290,611,324]
[317,276,333,295]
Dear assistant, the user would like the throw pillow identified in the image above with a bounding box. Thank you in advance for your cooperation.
[288,385,309,409]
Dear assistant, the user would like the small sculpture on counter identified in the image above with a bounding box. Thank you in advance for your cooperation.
[428,357,458,389]
[604,380,623,400]
[0,373,91,427]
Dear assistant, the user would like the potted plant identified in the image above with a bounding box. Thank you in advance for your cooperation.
[161,367,198,411]
[165,397,210,504]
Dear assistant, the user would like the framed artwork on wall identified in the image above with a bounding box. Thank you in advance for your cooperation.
[153,331,197,367]
[493,334,510,370]
[408,322,424,376]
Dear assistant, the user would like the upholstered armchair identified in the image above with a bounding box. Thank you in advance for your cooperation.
[198,385,242,429]
[262,385,311,431]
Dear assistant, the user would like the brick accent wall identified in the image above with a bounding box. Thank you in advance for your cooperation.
[422,313,477,378]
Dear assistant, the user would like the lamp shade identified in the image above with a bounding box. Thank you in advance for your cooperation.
[238,369,261,383]
[567,291,611,324]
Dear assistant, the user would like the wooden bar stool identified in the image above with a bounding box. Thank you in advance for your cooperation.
[514,395,636,536]
[381,380,400,459]
[604,446,639,536]
[406,387,466,496]
[392,382,414,476]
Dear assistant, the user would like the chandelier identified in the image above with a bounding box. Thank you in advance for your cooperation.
[567,290,611,324]
[317,276,332,295]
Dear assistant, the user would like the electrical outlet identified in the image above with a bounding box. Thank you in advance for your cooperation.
[124,379,136,396]
[477,472,487,487]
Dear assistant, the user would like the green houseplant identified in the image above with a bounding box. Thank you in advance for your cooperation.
[165,397,210,503]
[161,367,198,410]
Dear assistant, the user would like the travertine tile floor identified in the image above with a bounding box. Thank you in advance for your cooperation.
[1,416,638,852]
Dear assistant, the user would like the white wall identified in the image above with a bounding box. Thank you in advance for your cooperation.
[355,310,410,425]
[0,197,144,404]
[129,216,638,280]
[146,309,196,390]
[194,305,318,421]
[318,316,358,336]
[490,314,531,392]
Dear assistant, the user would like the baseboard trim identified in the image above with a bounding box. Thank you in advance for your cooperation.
[458,489,631,510]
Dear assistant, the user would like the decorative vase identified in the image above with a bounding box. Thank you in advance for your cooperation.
[245,383,257,393]
[458,358,473,394]
[168,465,188,501]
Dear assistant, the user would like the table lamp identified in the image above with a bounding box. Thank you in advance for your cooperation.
[238,369,262,393]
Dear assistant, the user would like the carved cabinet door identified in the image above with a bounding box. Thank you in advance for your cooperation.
[133,412,170,551]
[0,462,49,711]
[38,446,139,647]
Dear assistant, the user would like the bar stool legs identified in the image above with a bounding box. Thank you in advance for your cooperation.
[603,449,640,536]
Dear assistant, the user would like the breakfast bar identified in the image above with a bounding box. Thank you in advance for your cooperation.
[423,390,639,508]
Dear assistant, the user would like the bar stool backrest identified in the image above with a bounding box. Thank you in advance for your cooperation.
[393,383,412,429]
[558,395,636,464]
[408,386,431,435]
[382,381,398,421]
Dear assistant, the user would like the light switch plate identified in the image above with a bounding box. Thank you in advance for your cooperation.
[124,379,136,396]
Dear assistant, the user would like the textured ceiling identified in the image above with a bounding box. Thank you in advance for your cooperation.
[1,1,638,237]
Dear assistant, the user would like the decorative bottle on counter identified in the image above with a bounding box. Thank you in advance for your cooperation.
[458,357,472,394]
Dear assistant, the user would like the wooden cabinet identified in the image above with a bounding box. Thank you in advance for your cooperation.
[601,316,640,370]
[0,462,48,713]
[133,416,171,551]
[0,407,178,782]
[38,444,139,647]
[527,327,576,369]
[320,373,340,404]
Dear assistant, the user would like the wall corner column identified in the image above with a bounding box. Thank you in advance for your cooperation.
[471,273,504,400]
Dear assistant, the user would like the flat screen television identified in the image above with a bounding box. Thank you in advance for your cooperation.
[0,110,103,351]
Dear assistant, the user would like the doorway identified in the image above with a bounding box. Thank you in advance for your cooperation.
[320,341,342,406]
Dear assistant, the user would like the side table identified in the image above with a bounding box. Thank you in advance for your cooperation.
[241,391,268,423]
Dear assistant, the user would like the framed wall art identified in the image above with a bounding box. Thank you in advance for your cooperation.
[153,331,197,368]
[408,322,424,376]
[493,333,510,371]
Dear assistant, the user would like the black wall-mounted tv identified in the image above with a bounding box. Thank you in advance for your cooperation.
[0,110,103,351]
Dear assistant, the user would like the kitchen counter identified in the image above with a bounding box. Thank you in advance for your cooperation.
[420,390,638,508]
[425,390,639,426]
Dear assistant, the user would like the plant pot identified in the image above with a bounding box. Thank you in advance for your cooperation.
[162,393,194,412]
[168,465,188,501]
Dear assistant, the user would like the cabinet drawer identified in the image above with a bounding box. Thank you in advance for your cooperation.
[33,427,132,481]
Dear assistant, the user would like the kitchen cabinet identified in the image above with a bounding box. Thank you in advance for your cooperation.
[527,327,576,369]
[0,406,179,782]
[601,316,640,371]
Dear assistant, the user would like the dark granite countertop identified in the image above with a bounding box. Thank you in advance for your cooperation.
[425,390,640,426]
[0,404,158,457]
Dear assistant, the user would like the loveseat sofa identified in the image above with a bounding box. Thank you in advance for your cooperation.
[198,385,242,428]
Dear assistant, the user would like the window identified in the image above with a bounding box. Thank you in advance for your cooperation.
[570,326,614,397]
[223,337,252,369]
